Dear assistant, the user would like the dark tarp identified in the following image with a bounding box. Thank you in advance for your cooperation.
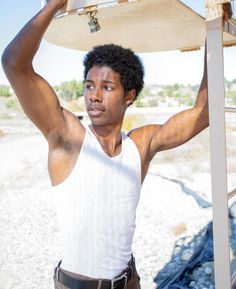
[155,204,236,289]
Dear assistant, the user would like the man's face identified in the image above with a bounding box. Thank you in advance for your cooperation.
[84,65,130,126]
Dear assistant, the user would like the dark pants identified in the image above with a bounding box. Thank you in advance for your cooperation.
[54,265,141,289]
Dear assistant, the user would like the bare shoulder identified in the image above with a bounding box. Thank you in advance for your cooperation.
[128,124,162,156]
[128,124,162,159]
[47,108,86,186]
[128,124,162,148]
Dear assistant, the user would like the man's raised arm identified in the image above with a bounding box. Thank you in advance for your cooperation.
[148,44,208,157]
[1,0,67,139]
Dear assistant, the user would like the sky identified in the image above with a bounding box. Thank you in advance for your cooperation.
[0,0,235,86]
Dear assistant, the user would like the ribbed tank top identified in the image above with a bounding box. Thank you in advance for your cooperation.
[52,122,141,279]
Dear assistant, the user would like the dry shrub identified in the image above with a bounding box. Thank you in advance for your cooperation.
[67,100,80,112]
[0,129,6,137]
[122,113,144,131]
[172,223,187,237]
[67,98,86,112]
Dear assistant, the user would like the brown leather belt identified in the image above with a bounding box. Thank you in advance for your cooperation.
[54,255,136,289]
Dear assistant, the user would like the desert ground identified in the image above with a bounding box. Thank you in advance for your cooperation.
[0,104,235,289]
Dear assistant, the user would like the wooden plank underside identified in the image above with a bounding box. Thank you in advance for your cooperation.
[43,0,236,52]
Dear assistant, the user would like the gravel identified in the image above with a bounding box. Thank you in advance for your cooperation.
[0,115,230,289]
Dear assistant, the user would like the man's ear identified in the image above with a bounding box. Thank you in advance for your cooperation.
[125,89,136,107]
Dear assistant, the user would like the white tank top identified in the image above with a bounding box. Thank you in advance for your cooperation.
[52,122,141,279]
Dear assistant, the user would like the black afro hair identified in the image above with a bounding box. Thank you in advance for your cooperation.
[83,44,145,101]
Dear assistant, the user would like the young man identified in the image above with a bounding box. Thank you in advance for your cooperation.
[2,0,209,288]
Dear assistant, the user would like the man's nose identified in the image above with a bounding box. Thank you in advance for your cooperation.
[90,88,102,102]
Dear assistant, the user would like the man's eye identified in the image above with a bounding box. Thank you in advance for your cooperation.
[105,86,113,91]
[86,85,94,90]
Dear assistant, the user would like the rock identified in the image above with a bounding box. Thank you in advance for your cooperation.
[202,262,214,277]
[204,266,212,275]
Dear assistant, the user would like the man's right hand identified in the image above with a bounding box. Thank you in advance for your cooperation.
[46,0,67,10]
[223,3,233,24]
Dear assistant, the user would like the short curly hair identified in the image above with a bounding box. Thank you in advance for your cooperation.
[83,44,144,100]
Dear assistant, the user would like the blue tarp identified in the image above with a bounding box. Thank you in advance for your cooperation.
[155,214,236,289]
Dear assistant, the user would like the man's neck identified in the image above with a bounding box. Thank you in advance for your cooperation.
[89,124,123,157]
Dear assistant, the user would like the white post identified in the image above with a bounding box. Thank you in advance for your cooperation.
[205,1,231,288]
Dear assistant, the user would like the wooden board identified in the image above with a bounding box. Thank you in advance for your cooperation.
[42,0,236,52]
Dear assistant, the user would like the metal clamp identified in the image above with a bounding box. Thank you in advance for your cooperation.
[87,11,101,33]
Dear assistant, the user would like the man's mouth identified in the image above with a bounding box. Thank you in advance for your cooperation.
[87,104,106,117]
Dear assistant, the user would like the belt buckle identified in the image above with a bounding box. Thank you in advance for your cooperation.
[111,272,128,289]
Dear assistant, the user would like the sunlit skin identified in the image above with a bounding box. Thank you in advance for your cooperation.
[84,66,135,153]
[85,66,130,126]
